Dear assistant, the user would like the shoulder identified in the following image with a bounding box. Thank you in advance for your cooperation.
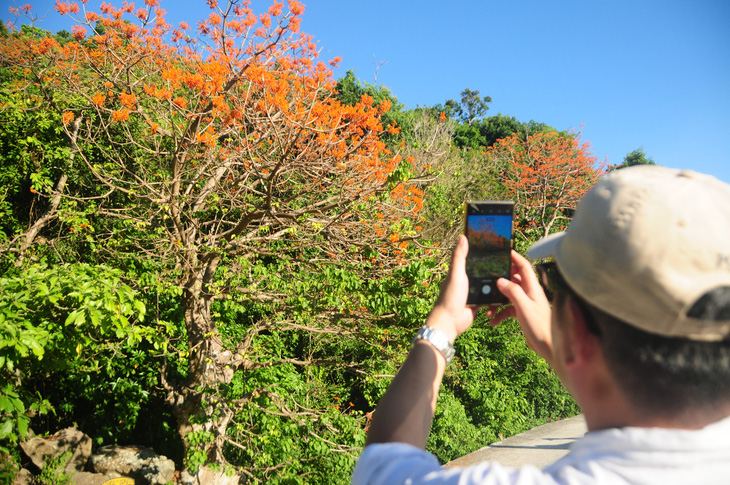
[351,443,558,485]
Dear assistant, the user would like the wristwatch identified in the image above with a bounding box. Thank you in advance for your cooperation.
[412,326,455,365]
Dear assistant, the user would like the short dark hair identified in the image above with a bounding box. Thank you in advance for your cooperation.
[569,289,730,417]
[544,263,730,416]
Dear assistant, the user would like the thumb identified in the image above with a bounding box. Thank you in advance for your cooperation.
[449,235,468,276]
[496,277,531,309]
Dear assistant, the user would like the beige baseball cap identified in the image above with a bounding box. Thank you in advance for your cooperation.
[528,165,730,341]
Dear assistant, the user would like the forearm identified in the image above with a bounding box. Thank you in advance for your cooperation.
[365,339,446,448]
[364,236,474,448]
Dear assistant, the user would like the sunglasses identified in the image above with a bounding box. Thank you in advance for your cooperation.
[536,262,567,302]
[536,262,602,337]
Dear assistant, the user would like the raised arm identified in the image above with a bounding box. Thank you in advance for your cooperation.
[364,235,477,447]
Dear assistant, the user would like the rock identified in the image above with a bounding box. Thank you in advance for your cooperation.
[11,468,33,485]
[70,471,130,485]
[180,466,239,485]
[19,427,92,474]
[90,446,175,485]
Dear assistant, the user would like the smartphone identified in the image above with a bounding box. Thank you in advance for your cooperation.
[464,201,514,305]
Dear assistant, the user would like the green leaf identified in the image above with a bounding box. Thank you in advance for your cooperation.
[17,415,29,438]
[0,419,13,437]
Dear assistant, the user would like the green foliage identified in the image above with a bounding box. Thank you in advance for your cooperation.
[222,364,367,484]
[0,15,593,481]
[0,263,174,455]
[419,147,507,245]
[424,313,578,464]
[36,450,72,485]
[0,264,149,371]
[452,114,558,150]
[426,391,493,463]
[440,88,492,126]
[0,90,69,246]
[0,386,28,450]
[609,147,656,171]
[0,452,20,485]
[335,70,411,150]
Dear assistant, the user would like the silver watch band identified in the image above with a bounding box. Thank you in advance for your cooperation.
[411,326,455,365]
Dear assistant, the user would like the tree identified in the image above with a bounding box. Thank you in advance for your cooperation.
[2,1,432,481]
[440,88,492,126]
[334,69,412,151]
[490,131,605,247]
[452,114,558,150]
[609,147,655,171]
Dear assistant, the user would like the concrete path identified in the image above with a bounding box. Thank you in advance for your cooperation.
[445,415,587,469]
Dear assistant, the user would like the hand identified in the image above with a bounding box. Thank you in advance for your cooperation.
[425,235,479,342]
[491,250,554,364]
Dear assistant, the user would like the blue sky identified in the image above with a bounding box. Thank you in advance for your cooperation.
[468,215,513,242]
[6,0,729,183]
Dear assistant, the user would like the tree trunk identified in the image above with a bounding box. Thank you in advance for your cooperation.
[163,256,243,475]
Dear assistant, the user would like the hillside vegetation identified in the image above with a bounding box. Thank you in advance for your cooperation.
[0,2,612,482]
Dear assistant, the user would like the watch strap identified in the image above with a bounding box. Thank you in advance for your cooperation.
[411,326,455,365]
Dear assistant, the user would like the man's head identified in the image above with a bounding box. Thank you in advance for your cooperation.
[528,166,730,421]
[528,165,730,341]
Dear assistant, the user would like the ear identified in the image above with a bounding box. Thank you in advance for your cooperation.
[559,298,600,367]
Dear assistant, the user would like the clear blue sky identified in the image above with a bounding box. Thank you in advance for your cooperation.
[6,0,729,183]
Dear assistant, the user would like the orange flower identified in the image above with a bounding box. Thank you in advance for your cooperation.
[268,1,283,15]
[172,97,188,110]
[62,111,75,125]
[120,91,137,108]
[386,123,401,135]
[439,111,447,122]
[71,25,86,41]
[112,109,130,122]
[288,0,304,16]
[92,92,106,106]
[54,1,79,15]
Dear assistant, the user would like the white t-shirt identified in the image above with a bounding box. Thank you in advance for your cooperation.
[351,415,730,485]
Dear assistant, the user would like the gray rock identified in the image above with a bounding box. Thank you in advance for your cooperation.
[11,468,33,485]
[19,427,92,473]
[180,466,239,485]
[90,446,175,485]
[69,471,130,485]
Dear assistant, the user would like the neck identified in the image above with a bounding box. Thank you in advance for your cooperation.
[583,390,730,431]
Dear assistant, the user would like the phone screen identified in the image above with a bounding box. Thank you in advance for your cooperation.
[464,201,514,305]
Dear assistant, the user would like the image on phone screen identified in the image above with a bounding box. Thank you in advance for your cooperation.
[465,202,513,305]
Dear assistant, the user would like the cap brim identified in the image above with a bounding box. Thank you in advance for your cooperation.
[527,231,565,260]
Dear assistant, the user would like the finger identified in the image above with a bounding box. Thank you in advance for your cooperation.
[497,276,535,311]
[489,305,516,326]
[510,251,544,299]
[481,304,501,318]
[435,235,470,310]
[449,234,468,277]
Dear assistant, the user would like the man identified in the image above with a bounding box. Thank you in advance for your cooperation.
[351,166,730,484]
